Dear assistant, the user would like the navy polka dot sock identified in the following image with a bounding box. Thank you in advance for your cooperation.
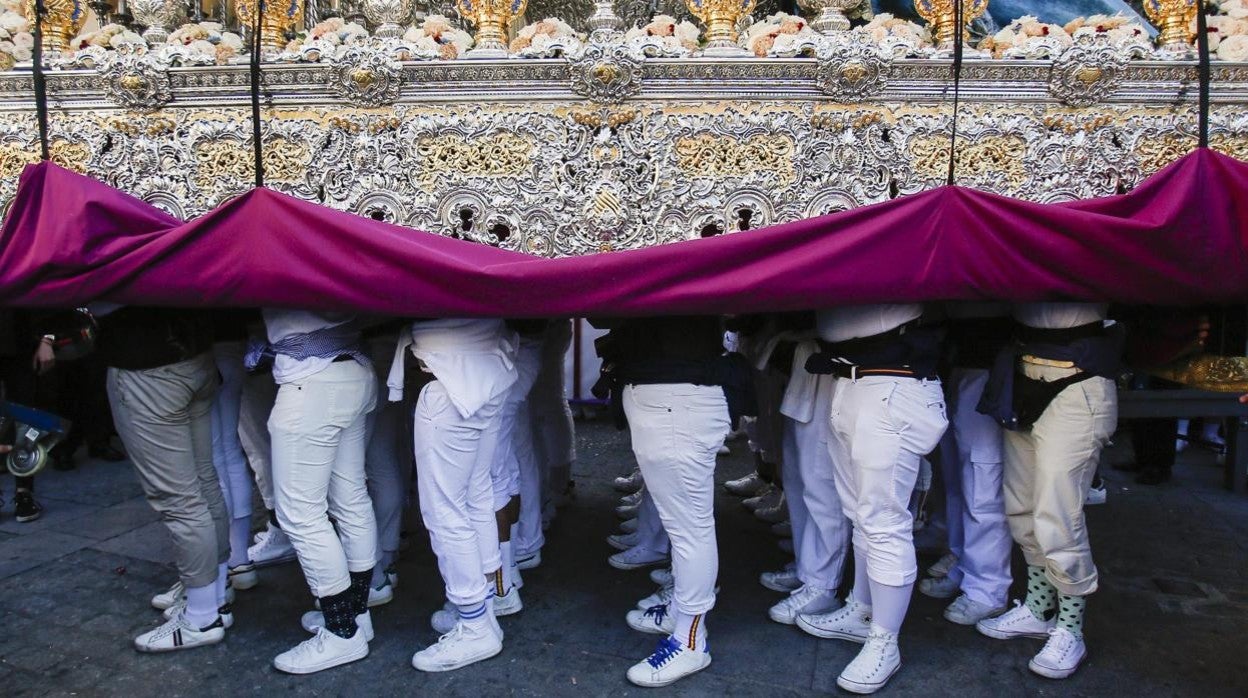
[1024,565,1057,621]
[1057,594,1086,637]
[349,568,373,617]
[318,587,358,639]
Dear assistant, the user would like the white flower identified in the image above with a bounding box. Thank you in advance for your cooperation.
[1217,32,1248,60]
[674,21,699,47]
[220,32,243,50]
[199,21,223,32]
[402,26,422,42]
[11,43,29,61]
[111,30,144,47]
[188,38,216,55]
[0,12,27,34]
[11,30,30,49]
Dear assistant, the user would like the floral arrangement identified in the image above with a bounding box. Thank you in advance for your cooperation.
[0,0,33,64]
[624,14,701,53]
[284,17,369,53]
[70,23,143,53]
[509,16,581,54]
[981,13,1149,59]
[980,15,1072,57]
[401,14,473,59]
[859,12,932,51]
[166,21,245,65]
[743,12,813,57]
[1199,0,1248,61]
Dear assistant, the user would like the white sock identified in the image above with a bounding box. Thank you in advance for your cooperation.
[215,563,228,606]
[851,545,872,608]
[868,580,913,634]
[672,610,707,651]
[499,542,515,592]
[185,582,218,629]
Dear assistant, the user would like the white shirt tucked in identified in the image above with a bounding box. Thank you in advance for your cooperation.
[816,304,923,344]
[1013,303,1108,329]
[388,318,518,419]
[263,309,364,384]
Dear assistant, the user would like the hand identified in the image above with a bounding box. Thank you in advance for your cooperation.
[1240,394,1248,404]
[32,339,55,375]
[0,444,9,454]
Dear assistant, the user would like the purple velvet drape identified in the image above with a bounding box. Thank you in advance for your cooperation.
[1,148,1245,315]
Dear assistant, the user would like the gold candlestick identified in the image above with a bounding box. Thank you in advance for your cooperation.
[26,0,85,54]
[685,0,755,55]
[914,0,987,51]
[458,0,526,57]
[1143,0,1196,51]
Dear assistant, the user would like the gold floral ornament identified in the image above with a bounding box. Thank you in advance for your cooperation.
[194,138,309,186]
[25,0,84,54]
[685,0,757,55]
[913,0,986,51]
[674,135,795,184]
[457,0,527,57]
[910,134,1027,185]
[234,0,304,54]
[416,133,534,177]
[1152,354,1248,393]
[1143,0,1195,51]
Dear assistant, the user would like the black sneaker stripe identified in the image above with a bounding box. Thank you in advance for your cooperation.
[173,628,183,647]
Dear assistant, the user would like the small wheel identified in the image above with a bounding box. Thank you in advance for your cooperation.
[7,442,48,478]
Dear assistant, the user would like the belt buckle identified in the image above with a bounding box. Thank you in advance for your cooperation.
[850,365,859,381]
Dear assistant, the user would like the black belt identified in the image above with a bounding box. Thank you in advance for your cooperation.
[332,355,353,362]
[825,364,932,381]
[1015,321,1103,345]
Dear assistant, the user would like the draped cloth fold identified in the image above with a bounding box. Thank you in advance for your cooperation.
[1,148,1246,314]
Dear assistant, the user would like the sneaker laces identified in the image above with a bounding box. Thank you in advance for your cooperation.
[289,628,329,659]
[645,637,683,669]
[1040,627,1078,659]
[642,603,669,628]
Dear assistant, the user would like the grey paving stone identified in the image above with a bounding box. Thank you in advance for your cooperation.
[0,529,93,580]
[89,520,174,566]
[47,496,160,541]
[0,497,100,536]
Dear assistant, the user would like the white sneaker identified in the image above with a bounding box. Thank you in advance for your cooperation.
[162,601,235,629]
[626,637,712,687]
[619,518,638,534]
[717,443,730,456]
[1085,483,1107,506]
[274,626,369,674]
[614,470,644,493]
[411,621,503,672]
[650,568,674,586]
[248,526,298,568]
[769,585,840,625]
[150,580,233,611]
[771,520,792,538]
[432,600,512,636]
[796,597,871,642]
[759,567,802,593]
[836,625,901,694]
[516,550,541,570]
[926,552,958,579]
[301,610,375,642]
[626,603,676,635]
[754,494,788,524]
[607,532,639,551]
[1028,627,1087,679]
[636,582,675,610]
[493,586,523,616]
[943,595,1007,626]
[728,471,763,499]
[976,601,1056,640]
[134,612,226,653]
[919,575,960,599]
[742,484,778,512]
[609,546,670,571]
[228,563,258,591]
[368,577,395,607]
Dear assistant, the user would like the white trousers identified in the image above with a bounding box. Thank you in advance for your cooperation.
[413,380,505,607]
[941,368,1012,608]
[211,341,254,521]
[1004,365,1116,596]
[270,360,379,597]
[625,384,729,616]
[520,321,574,554]
[493,340,542,510]
[238,367,278,511]
[830,377,948,587]
[781,377,850,591]
[364,338,411,559]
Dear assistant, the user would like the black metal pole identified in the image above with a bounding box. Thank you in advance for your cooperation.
[31,0,50,161]
[946,0,964,186]
[250,1,266,187]
[1195,0,1211,149]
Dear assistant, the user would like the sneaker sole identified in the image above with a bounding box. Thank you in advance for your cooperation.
[411,643,502,672]
[14,513,41,523]
[250,552,299,569]
[607,538,635,552]
[768,609,798,626]
[516,555,541,571]
[1028,648,1086,680]
[134,628,226,653]
[795,616,868,643]
[494,599,523,617]
[836,660,900,694]
[627,654,712,687]
[609,557,670,571]
[945,607,1008,627]
[275,643,369,674]
[976,624,1053,641]
[229,572,259,591]
[919,588,959,600]
[368,591,394,608]
[759,578,802,593]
